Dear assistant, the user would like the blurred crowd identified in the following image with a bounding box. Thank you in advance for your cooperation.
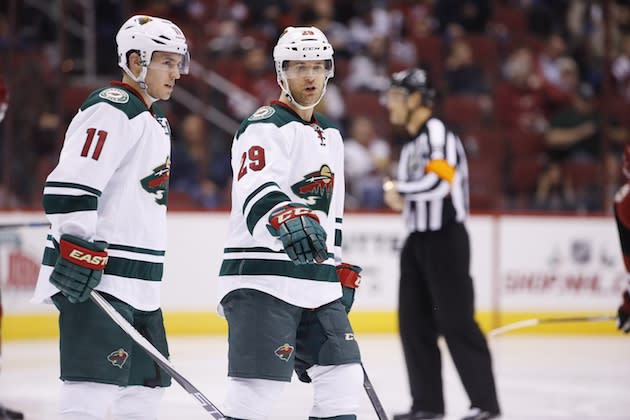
[1,0,629,213]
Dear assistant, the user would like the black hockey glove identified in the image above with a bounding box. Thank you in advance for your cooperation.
[49,234,108,303]
[337,262,362,313]
[267,203,328,265]
[618,290,630,333]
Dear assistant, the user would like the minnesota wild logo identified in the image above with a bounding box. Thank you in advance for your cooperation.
[107,348,129,368]
[291,165,334,214]
[141,157,170,205]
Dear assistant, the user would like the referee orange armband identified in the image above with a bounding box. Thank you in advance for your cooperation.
[424,159,455,183]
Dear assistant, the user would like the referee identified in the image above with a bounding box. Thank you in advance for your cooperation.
[383,68,500,420]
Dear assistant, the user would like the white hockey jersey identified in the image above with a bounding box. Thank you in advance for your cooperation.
[217,101,346,312]
[32,82,172,311]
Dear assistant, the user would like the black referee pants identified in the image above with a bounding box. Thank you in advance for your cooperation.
[398,222,500,414]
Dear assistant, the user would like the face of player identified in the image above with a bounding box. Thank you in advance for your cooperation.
[284,60,328,107]
[385,87,410,126]
[145,51,183,101]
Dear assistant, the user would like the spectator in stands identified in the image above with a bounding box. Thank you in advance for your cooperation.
[444,38,489,95]
[226,43,278,119]
[536,33,569,88]
[532,161,576,212]
[345,34,391,92]
[495,46,571,133]
[612,33,630,100]
[347,2,391,54]
[170,113,222,208]
[545,83,600,163]
[344,116,391,208]
[299,0,351,58]
[435,0,491,37]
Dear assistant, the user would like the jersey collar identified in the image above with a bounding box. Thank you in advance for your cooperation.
[111,81,151,110]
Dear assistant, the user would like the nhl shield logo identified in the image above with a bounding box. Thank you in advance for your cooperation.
[274,343,294,362]
[291,165,334,214]
[107,348,129,368]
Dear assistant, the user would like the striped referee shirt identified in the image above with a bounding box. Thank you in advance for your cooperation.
[395,117,469,232]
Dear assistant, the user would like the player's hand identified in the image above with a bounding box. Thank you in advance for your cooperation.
[383,177,404,211]
[617,290,630,333]
[267,203,328,265]
[337,262,362,312]
[49,234,108,303]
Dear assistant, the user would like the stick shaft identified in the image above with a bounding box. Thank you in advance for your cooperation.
[90,291,225,418]
[489,315,616,337]
[0,222,50,229]
[362,364,389,420]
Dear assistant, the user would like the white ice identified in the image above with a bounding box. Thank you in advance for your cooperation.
[0,334,629,419]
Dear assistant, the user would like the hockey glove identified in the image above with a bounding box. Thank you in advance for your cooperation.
[617,290,630,333]
[337,262,362,313]
[267,203,328,265]
[49,234,108,303]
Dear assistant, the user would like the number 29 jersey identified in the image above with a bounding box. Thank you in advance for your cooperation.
[217,101,346,312]
[32,82,172,311]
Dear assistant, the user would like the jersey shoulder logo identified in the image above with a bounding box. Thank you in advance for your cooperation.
[248,106,275,121]
[141,156,170,206]
[98,88,130,104]
[291,164,334,214]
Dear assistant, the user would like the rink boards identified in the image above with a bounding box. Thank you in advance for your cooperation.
[0,211,623,339]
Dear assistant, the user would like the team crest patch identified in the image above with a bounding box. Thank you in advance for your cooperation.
[274,343,294,362]
[248,106,275,121]
[99,88,129,104]
[141,156,170,205]
[107,348,129,368]
[291,165,334,214]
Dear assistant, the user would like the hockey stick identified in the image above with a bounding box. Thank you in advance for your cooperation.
[89,291,225,419]
[362,364,389,420]
[0,221,50,229]
[488,314,617,337]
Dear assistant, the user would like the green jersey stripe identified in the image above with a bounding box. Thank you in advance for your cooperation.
[42,247,163,281]
[334,229,342,247]
[43,194,98,214]
[335,217,343,223]
[246,190,290,234]
[45,181,102,196]
[224,247,283,254]
[242,181,279,214]
[219,258,337,282]
[108,244,166,256]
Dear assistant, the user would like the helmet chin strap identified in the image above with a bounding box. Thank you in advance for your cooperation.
[277,74,329,112]
[122,64,159,104]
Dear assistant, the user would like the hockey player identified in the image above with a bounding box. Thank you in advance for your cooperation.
[0,74,24,420]
[217,26,364,419]
[613,145,630,334]
[382,68,500,420]
[31,15,189,419]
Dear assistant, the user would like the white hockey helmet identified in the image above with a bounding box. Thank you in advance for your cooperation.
[273,26,334,110]
[116,15,190,89]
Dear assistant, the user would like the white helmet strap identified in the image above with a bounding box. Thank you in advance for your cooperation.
[121,52,158,103]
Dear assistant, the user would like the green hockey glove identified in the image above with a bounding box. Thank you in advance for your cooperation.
[49,234,108,303]
[267,203,328,265]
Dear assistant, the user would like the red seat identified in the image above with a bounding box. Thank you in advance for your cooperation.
[563,160,603,190]
[441,94,487,129]
[460,127,506,162]
[509,155,544,195]
[491,6,527,33]
[468,159,502,210]
[505,129,547,159]
[344,90,390,136]
[462,35,500,79]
